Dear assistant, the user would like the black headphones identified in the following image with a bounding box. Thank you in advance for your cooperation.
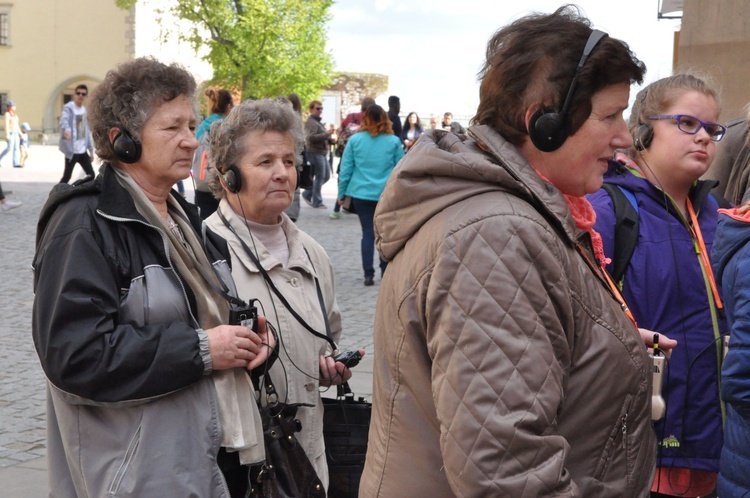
[633,89,653,151]
[111,129,142,164]
[222,164,242,194]
[528,29,608,152]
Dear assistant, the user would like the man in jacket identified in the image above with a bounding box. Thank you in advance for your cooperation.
[302,100,333,208]
[387,95,403,144]
[58,84,95,183]
[362,6,656,497]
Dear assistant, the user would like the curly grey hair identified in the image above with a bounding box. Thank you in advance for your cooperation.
[87,57,198,162]
[208,99,305,200]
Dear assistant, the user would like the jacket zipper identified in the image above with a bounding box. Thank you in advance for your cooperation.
[108,426,141,495]
[97,212,232,495]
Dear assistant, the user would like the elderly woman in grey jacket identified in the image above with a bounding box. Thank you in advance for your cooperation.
[205,98,364,495]
[363,7,658,497]
[33,58,275,497]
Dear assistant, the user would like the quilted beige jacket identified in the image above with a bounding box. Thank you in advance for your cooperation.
[361,126,656,497]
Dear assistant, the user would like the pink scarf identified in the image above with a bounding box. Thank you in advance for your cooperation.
[533,169,609,267]
[564,193,609,267]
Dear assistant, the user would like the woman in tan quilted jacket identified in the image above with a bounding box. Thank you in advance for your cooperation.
[362,6,659,497]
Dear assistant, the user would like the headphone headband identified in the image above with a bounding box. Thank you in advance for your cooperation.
[528,29,608,152]
[558,29,608,120]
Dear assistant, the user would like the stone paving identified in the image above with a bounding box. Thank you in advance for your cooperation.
[0,146,379,494]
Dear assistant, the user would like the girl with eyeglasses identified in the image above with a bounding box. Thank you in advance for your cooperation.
[588,73,727,498]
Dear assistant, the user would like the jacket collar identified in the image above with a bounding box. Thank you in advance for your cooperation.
[96,163,203,232]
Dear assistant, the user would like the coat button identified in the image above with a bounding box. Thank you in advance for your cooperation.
[305,382,315,391]
[290,277,299,287]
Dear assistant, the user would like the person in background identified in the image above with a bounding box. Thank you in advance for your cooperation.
[19,122,30,167]
[0,180,21,211]
[58,84,96,183]
[284,92,304,222]
[713,187,750,497]
[703,105,750,205]
[33,57,273,497]
[429,115,440,130]
[330,97,375,220]
[302,100,333,209]
[192,87,235,219]
[401,111,424,151]
[204,99,364,494]
[362,7,657,496]
[387,95,403,145]
[337,104,404,286]
[589,74,726,498]
[441,111,466,134]
[0,101,21,168]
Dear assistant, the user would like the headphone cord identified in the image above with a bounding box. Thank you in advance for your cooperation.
[231,195,345,388]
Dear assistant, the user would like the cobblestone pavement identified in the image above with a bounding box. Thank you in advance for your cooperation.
[0,147,379,491]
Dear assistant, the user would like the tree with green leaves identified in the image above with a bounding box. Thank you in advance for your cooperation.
[116,0,335,103]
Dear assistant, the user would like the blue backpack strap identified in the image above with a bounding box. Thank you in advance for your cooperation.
[601,183,639,285]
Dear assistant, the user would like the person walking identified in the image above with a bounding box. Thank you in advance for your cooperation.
[0,101,22,168]
[337,104,403,286]
[330,97,375,220]
[58,84,95,183]
[0,180,21,211]
[302,100,333,209]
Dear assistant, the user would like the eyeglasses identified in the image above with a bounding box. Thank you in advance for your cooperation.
[75,91,88,96]
[647,114,726,142]
[315,107,323,111]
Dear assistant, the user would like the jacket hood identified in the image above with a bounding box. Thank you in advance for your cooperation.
[374,125,580,261]
[713,208,750,287]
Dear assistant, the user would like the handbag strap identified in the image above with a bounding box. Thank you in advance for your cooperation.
[217,209,337,351]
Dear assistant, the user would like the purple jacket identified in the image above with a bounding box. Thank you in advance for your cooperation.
[588,159,724,473]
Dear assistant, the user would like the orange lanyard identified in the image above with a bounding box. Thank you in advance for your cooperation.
[686,198,724,310]
[577,243,638,330]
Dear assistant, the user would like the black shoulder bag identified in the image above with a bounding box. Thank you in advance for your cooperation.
[247,372,326,498]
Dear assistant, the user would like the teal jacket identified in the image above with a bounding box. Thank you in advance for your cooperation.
[196,113,224,140]
[338,131,404,201]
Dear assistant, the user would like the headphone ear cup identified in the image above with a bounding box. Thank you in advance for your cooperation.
[529,107,570,153]
[112,130,142,164]
[634,124,654,151]
[222,165,242,194]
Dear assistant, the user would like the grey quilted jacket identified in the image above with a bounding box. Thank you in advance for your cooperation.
[362,126,656,497]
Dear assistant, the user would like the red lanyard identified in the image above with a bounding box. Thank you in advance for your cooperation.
[577,244,638,330]
[686,199,724,310]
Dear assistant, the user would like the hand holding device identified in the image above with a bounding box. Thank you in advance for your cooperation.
[331,350,363,369]
[651,333,666,421]
[229,303,258,331]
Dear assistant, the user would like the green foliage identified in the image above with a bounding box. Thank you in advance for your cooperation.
[136,0,336,103]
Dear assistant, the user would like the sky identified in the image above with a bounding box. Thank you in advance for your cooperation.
[136,0,682,123]
[325,0,682,121]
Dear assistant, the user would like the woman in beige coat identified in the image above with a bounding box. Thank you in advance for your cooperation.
[363,7,658,497]
[205,98,363,495]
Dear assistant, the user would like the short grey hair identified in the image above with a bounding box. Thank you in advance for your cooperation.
[208,99,304,199]
[88,57,198,162]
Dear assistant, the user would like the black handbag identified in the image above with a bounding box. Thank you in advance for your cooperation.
[298,149,314,190]
[322,382,371,498]
[247,373,326,498]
